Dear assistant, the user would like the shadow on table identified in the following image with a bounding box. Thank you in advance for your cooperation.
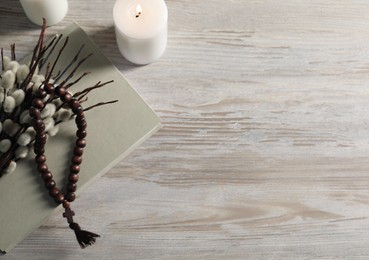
[0,3,40,33]
[88,26,142,73]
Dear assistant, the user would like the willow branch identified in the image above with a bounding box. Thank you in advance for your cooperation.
[54,44,85,83]
[45,37,69,84]
[83,100,119,112]
[59,53,93,88]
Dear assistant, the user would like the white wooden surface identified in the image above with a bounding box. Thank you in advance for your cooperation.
[2,0,369,259]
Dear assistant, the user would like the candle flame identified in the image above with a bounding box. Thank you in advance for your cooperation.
[135,4,142,18]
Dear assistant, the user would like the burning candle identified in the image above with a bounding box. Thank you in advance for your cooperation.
[113,0,168,65]
[19,0,68,26]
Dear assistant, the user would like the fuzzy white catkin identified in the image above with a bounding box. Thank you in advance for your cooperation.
[32,82,42,94]
[26,127,36,140]
[11,89,25,107]
[3,96,16,113]
[48,124,59,136]
[43,117,55,132]
[0,139,11,153]
[26,82,34,91]
[15,146,28,159]
[17,132,32,146]
[56,108,72,122]
[31,74,44,83]
[2,119,12,133]
[16,64,30,83]
[31,75,41,83]
[3,119,20,136]
[19,110,31,124]
[41,103,56,118]
[6,61,19,73]
[1,70,15,89]
[2,56,10,70]
[0,87,4,104]
[52,98,63,108]
[3,160,16,175]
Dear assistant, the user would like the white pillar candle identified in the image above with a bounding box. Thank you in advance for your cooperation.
[113,0,168,65]
[19,0,68,26]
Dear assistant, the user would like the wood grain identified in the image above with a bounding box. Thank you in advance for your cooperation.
[2,0,369,259]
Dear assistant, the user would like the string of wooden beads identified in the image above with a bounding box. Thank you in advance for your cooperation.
[29,83,99,248]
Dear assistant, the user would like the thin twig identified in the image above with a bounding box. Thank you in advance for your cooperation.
[59,53,93,88]
[29,20,46,70]
[11,44,16,61]
[20,21,48,90]
[45,37,69,84]
[1,48,4,71]
[64,72,91,89]
[83,100,119,112]
[39,34,63,70]
[74,80,114,101]
[54,44,85,83]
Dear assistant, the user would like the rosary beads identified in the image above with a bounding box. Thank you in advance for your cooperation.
[30,83,99,248]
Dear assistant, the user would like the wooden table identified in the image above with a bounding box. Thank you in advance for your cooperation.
[2,0,369,259]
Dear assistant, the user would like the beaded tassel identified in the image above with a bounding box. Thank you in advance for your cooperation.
[64,208,100,249]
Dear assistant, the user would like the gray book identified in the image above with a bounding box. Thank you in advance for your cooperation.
[0,23,161,253]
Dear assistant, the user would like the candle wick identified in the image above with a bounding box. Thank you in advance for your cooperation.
[135,4,142,18]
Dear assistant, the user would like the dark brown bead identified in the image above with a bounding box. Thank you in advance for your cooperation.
[72,104,83,114]
[31,118,42,127]
[70,165,80,173]
[35,155,46,164]
[34,142,44,150]
[67,183,77,192]
[44,83,55,94]
[36,89,47,99]
[45,180,56,189]
[29,107,41,118]
[34,121,45,132]
[69,173,79,183]
[76,110,84,117]
[49,187,60,197]
[37,163,48,173]
[75,115,85,125]
[32,98,44,109]
[55,86,66,97]
[76,130,87,139]
[61,92,72,103]
[69,99,79,111]
[36,133,47,143]
[72,156,82,165]
[62,200,71,209]
[73,147,83,156]
[66,192,76,202]
[37,139,46,146]
[78,121,87,130]
[76,139,86,148]
[36,131,47,138]
[34,148,45,155]
[41,172,53,181]
[54,193,65,203]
